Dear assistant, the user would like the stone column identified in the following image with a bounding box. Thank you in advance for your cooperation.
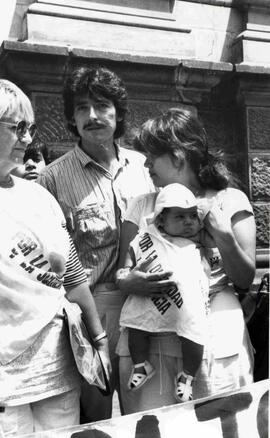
[236,67,270,281]
[232,1,270,66]
[0,0,17,45]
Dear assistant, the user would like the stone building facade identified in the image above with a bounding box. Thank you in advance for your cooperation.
[0,0,269,280]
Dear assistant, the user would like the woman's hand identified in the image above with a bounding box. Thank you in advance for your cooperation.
[203,199,256,290]
[94,338,112,378]
[204,200,232,241]
[117,257,176,297]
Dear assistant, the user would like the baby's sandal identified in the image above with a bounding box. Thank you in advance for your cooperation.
[127,360,155,391]
[175,371,194,402]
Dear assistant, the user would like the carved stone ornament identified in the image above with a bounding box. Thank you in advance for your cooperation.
[175,61,232,104]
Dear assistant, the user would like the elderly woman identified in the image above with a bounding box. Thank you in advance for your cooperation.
[116,108,256,414]
[0,79,110,435]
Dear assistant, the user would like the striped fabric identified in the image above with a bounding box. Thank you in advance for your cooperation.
[38,144,154,289]
[63,224,87,288]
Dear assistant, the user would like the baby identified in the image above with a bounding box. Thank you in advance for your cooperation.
[119,183,210,402]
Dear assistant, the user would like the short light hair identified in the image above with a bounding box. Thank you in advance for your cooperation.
[0,79,34,122]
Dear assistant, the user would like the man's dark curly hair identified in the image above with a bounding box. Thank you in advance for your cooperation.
[63,66,128,139]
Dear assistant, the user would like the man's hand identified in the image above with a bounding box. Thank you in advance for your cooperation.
[117,257,175,297]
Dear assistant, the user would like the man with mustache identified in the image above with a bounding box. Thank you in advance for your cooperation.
[37,66,154,422]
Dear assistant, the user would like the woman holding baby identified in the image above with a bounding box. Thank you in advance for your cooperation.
[116,108,256,414]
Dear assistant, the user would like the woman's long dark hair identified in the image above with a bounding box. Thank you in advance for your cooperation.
[134,108,235,191]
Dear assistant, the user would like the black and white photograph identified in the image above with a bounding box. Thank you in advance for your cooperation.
[0,1,269,437]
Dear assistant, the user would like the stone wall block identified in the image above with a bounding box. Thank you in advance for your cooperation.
[253,204,270,247]
[233,32,270,65]
[33,93,74,143]
[121,100,192,148]
[200,109,249,188]
[199,110,236,153]
[27,13,194,59]
[251,156,270,199]
[127,101,186,128]
[248,107,270,150]
[173,1,242,63]
[46,141,76,161]
[242,37,270,65]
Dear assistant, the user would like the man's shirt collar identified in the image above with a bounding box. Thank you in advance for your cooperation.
[115,141,129,168]
[74,144,94,167]
[74,142,129,169]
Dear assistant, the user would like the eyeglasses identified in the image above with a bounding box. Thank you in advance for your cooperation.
[0,120,37,140]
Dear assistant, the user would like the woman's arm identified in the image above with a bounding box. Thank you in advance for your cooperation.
[62,227,111,374]
[65,283,111,375]
[66,283,104,341]
[204,203,256,290]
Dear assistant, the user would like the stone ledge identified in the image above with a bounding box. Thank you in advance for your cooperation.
[0,39,69,56]
[28,2,190,33]
[184,0,270,6]
[36,0,270,7]
[0,40,235,72]
[246,24,270,33]
[71,46,181,66]
[179,59,233,72]
[235,63,270,74]
[0,40,233,71]
[236,30,270,43]
[35,0,176,21]
[0,39,181,66]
